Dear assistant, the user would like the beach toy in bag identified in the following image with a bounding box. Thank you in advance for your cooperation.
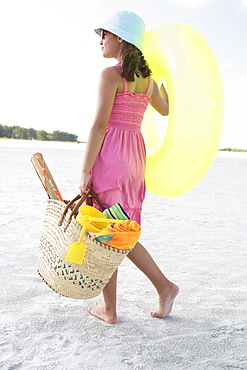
[66,205,108,264]
[38,191,140,300]
[66,205,140,264]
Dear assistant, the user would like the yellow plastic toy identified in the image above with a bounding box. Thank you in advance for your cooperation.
[66,213,128,265]
[66,222,88,265]
[142,22,224,197]
[76,205,107,232]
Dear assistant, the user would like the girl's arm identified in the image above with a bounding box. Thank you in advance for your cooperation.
[79,67,118,195]
[150,81,169,116]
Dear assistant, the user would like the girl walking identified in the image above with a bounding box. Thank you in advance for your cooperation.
[79,10,179,323]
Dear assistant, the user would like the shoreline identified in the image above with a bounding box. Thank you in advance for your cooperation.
[1,138,246,152]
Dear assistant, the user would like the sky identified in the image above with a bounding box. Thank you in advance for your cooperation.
[0,0,246,148]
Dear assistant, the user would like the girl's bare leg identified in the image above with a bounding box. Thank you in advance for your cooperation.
[88,269,118,324]
[127,242,179,317]
[88,242,179,322]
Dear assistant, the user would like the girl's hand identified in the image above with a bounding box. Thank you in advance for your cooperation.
[79,171,91,196]
[150,81,169,116]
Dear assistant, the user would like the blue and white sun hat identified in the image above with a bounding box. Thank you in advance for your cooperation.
[94,10,145,52]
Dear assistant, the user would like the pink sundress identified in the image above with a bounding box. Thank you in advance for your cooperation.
[90,66,152,224]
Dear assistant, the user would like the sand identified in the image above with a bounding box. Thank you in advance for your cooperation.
[0,139,246,369]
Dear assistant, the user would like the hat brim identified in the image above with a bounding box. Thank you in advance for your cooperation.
[94,26,143,52]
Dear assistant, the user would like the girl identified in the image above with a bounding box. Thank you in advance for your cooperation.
[79,10,179,323]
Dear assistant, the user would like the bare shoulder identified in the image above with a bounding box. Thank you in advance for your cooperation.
[98,66,122,94]
[100,66,121,83]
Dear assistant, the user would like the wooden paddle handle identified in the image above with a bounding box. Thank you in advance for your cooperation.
[31,152,64,202]
[58,190,105,230]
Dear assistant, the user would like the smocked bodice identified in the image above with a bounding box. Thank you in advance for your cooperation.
[108,92,152,131]
[107,64,152,131]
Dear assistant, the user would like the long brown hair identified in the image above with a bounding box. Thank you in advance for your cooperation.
[120,42,152,81]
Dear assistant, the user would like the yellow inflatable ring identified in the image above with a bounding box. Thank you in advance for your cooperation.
[142,22,224,197]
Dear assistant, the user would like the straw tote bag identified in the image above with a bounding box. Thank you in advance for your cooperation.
[38,191,134,300]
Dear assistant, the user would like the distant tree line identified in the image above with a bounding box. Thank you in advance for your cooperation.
[0,124,78,142]
[218,148,247,152]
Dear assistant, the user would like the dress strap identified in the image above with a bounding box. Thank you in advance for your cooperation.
[122,78,128,93]
[115,64,122,72]
[115,64,128,93]
[115,64,151,95]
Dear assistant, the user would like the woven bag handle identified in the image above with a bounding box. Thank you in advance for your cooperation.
[58,190,105,231]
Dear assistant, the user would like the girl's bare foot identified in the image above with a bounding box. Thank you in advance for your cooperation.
[88,303,117,324]
[150,283,179,318]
